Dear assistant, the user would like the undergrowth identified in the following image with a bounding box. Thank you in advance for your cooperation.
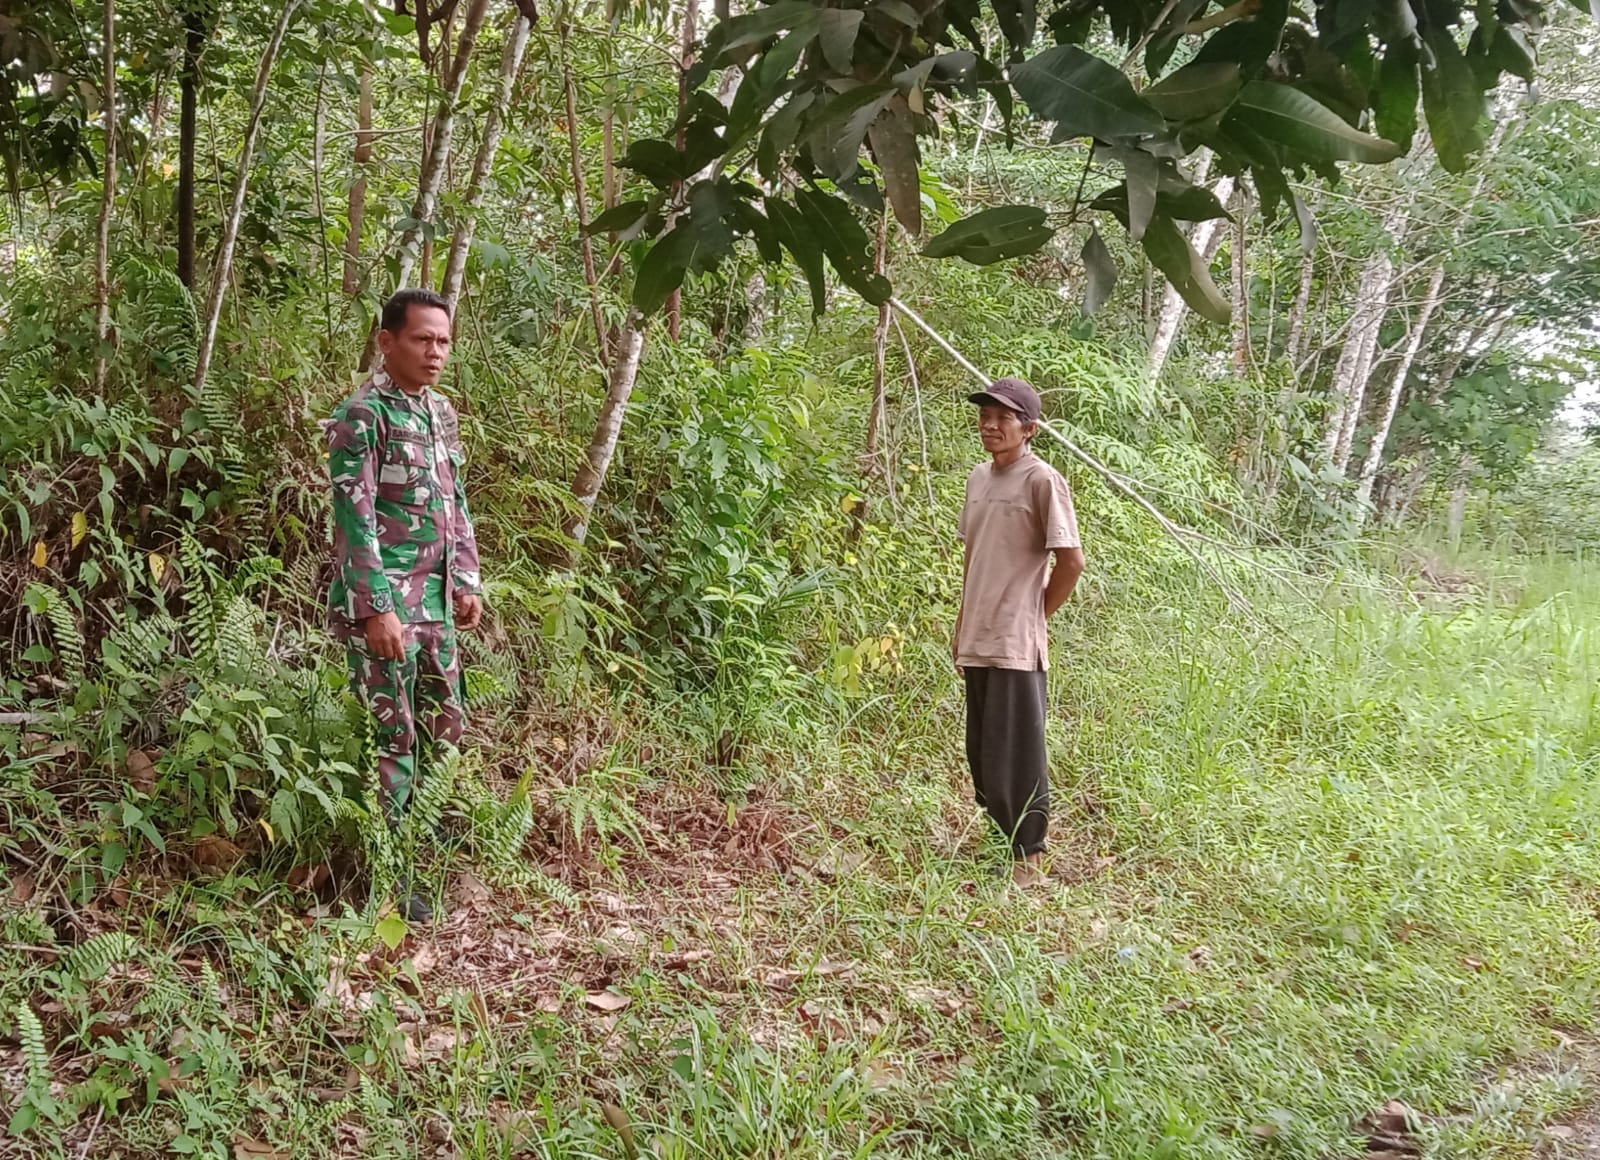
[3,250,1598,1158]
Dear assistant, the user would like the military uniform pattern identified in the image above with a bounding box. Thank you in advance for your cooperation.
[346,621,464,819]
[326,370,482,629]
[324,370,481,817]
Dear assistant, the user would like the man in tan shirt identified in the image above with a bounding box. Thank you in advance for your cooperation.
[953,378,1084,886]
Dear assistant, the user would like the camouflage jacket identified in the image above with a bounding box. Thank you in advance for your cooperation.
[324,371,483,632]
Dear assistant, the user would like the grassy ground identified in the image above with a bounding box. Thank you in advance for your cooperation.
[4,553,1599,1159]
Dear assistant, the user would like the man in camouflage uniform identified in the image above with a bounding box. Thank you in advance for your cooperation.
[326,288,484,922]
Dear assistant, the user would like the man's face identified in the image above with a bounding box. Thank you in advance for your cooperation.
[978,404,1034,457]
[378,305,452,389]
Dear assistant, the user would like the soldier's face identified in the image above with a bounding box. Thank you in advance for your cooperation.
[379,305,452,390]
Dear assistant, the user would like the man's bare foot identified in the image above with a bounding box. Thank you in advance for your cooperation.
[1012,854,1046,888]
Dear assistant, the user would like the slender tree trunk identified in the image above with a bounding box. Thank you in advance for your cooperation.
[601,0,619,213]
[744,269,766,341]
[176,3,204,288]
[560,18,609,366]
[1229,186,1250,376]
[395,0,491,292]
[1333,283,1390,471]
[343,66,373,296]
[1149,176,1233,378]
[191,0,302,396]
[567,310,648,550]
[865,212,891,459]
[1355,265,1447,509]
[93,0,117,392]
[442,13,531,315]
[311,60,333,346]
[663,0,698,341]
[1321,206,1406,470]
[1285,246,1315,366]
[1446,452,1474,549]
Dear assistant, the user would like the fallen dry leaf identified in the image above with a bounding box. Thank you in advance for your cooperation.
[585,989,631,1012]
[126,749,158,795]
[452,871,492,909]
[904,985,964,1015]
[409,944,439,976]
[664,949,712,969]
[1462,956,1488,972]
[600,1102,639,1159]
[1186,945,1214,970]
[761,968,803,990]
[11,874,37,903]
[233,1139,288,1160]
[864,1058,903,1089]
[421,1029,461,1061]
[193,834,245,871]
[798,1000,849,1042]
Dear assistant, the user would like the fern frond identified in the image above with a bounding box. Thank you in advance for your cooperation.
[66,931,139,981]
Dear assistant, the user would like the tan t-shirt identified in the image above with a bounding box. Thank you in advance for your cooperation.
[956,450,1080,671]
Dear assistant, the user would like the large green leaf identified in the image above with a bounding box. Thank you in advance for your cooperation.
[817,9,864,72]
[766,197,828,316]
[1080,226,1116,317]
[1231,80,1401,162]
[1011,45,1165,143]
[922,205,1056,264]
[806,84,895,181]
[1421,27,1488,173]
[867,99,922,236]
[716,0,822,58]
[631,184,736,315]
[795,188,891,305]
[1143,61,1244,121]
[585,200,652,238]
[1140,212,1230,324]
[1375,40,1420,153]
[992,0,1038,53]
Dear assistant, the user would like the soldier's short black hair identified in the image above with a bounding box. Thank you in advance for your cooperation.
[381,288,451,333]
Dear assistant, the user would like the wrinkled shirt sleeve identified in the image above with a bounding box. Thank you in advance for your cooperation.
[327,401,396,619]
[445,411,484,597]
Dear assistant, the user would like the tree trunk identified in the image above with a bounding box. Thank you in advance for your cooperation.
[663,0,698,341]
[343,66,373,296]
[1354,265,1446,510]
[441,13,532,315]
[560,18,609,366]
[176,3,205,288]
[1332,281,1389,471]
[1321,207,1405,471]
[311,60,333,346]
[567,310,648,550]
[865,212,891,459]
[1446,452,1474,549]
[1284,245,1315,366]
[744,268,766,341]
[395,0,491,292]
[601,0,619,213]
[1149,176,1233,378]
[93,0,117,392]
[1229,186,1250,376]
[191,0,302,396]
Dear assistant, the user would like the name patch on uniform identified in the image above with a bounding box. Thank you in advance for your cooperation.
[388,429,427,445]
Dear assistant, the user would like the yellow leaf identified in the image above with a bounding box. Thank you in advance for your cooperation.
[258,819,275,845]
[149,552,166,584]
[71,512,88,547]
[840,495,860,514]
[31,541,47,568]
[162,161,176,178]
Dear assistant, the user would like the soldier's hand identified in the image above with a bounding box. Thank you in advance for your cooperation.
[365,611,406,661]
[454,594,483,632]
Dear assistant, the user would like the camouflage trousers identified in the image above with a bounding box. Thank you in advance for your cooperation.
[345,620,465,821]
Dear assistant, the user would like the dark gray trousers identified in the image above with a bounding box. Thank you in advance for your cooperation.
[964,667,1050,857]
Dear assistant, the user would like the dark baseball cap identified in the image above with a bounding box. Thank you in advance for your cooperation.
[968,377,1041,422]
